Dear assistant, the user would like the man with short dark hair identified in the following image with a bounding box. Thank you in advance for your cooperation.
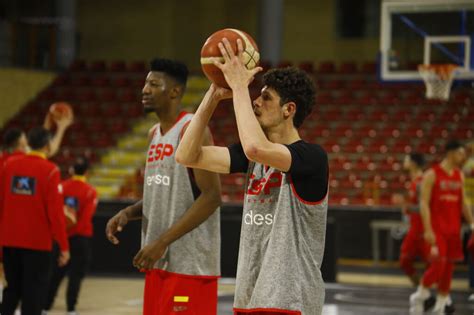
[0,127,70,315]
[410,140,473,314]
[44,157,97,315]
[106,59,222,315]
[177,38,328,314]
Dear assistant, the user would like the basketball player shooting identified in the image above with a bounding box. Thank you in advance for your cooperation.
[176,38,329,315]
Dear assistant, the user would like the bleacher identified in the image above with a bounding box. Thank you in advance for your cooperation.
[1,59,472,204]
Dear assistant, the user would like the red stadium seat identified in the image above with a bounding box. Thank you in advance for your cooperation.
[298,61,314,73]
[129,61,147,72]
[318,61,336,74]
[110,60,126,72]
[339,61,358,74]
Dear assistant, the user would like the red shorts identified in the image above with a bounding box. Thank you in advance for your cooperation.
[423,234,464,262]
[234,309,301,315]
[400,231,426,261]
[144,269,218,315]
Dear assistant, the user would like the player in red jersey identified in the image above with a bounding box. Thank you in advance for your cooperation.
[0,127,69,315]
[399,153,426,286]
[410,140,473,314]
[44,157,97,315]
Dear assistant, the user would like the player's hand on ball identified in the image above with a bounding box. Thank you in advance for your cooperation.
[105,209,129,245]
[133,238,168,270]
[55,110,74,130]
[213,38,262,90]
[208,83,232,102]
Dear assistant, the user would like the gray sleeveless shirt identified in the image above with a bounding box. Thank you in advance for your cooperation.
[234,162,328,314]
[142,112,220,276]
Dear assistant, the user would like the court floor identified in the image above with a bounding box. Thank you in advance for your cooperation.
[42,274,473,315]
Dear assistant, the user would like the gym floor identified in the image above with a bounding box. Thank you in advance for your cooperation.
[42,262,473,315]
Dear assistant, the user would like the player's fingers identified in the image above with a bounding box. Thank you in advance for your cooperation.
[212,60,224,70]
[105,221,116,238]
[251,66,263,76]
[218,41,231,61]
[133,251,143,268]
[236,38,244,58]
[143,258,153,270]
[222,38,236,58]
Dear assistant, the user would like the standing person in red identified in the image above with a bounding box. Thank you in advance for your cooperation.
[0,127,70,315]
[399,153,426,286]
[410,140,473,314]
[44,157,97,315]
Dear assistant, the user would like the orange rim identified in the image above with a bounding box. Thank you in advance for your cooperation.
[418,64,459,80]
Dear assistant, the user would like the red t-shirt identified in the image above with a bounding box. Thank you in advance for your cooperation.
[0,152,69,251]
[62,176,98,237]
[0,150,25,166]
[430,164,463,236]
[408,175,423,234]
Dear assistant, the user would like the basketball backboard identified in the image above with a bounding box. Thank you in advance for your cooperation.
[380,0,474,81]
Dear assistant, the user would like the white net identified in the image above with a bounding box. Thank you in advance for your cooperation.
[418,64,458,101]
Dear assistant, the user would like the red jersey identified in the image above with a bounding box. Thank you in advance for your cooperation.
[62,176,97,237]
[408,175,423,234]
[0,150,25,166]
[0,152,69,251]
[430,164,463,236]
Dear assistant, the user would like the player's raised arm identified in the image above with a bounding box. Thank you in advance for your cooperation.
[213,38,298,172]
[175,84,232,174]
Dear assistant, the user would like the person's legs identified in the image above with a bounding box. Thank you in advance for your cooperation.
[1,247,22,315]
[66,236,90,312]
[44,244,67,311]
[431,261,454,314]
[410,235,447,312]
[21,249,52,315]
[400,241,419,287]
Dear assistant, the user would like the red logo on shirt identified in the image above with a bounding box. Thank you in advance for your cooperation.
[247,172,282,195]
[148,143,174,162]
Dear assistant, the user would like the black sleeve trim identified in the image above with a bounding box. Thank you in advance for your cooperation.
[228,143,249,174]
[285,141,329,202]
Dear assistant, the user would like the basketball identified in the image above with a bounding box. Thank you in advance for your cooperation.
[200,28,260,88]
[49,102,73,121]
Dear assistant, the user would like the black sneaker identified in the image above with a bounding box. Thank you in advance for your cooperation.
[423,296,436,311]
[444,301,455,314]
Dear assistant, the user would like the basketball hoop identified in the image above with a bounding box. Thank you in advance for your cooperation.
[418,64,459,101]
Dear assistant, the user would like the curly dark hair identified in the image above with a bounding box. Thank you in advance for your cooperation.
[150,58,189,87]
[263,67,316,128]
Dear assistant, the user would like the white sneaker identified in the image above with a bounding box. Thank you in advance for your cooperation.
[432,295,448,315]
[67,312,78,315]
[468,293,474,302]
[409,287,430,314]
[42,310,49,315]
